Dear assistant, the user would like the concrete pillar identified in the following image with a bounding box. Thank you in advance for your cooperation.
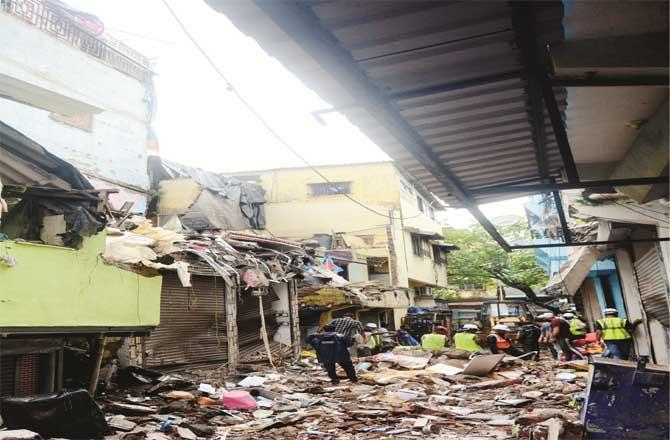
[615,249,652,358]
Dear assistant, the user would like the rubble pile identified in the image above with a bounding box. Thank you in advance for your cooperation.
[90,352,585,440]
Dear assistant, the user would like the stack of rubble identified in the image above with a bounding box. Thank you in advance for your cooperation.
[82,350,586,440]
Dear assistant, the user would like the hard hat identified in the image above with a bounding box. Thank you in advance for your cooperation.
[463,324,479,330]
[492,324,510,332]
[563,312,574,319]
[365,323,378,328]
[538,312,554,319]
[604,308,618,315]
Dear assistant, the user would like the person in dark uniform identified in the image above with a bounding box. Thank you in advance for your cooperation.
[517,321,542,360]
[307,324,358,384]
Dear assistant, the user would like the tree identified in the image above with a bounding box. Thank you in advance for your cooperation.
[444,221,550,308]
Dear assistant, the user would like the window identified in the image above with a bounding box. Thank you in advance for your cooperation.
[411,234,422,256]
[411,233,431,257]
[416,196,424,212]
[432,245,447,265]
[308,181,351,196]
[428,206,435,220]
[458,284,485,290]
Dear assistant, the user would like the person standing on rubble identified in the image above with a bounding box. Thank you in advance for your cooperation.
[538,313,559,359]
[549,314,584,360]
[487,324,524,356]
[329,312,364,357]
[596,308,642,360]
[357,323,381,357]
[517,320,541,360]
[420,328,447,351]
[564,312,587,339]
[307,324,358,384]
[454,324,483,352]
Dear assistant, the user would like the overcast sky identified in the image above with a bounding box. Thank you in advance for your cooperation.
[68,0,527,228]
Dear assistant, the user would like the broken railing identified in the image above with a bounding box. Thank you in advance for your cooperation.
[1,0,152,82]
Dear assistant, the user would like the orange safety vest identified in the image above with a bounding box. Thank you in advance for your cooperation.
[491,333,511,349]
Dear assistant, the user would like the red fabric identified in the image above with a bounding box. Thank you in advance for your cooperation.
[492,334,511,349]
[550,318,572,339]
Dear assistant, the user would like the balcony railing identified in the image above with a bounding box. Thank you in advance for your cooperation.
[2,0,152,82]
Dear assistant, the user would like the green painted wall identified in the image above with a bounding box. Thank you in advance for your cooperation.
[0,232,161,328]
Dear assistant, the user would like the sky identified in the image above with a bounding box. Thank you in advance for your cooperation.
[67,0,527,228]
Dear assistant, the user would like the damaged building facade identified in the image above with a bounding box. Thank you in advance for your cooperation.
[0,122,162,397]
[0,0,155,213]
[231,162,455,327]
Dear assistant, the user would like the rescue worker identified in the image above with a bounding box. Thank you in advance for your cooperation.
[549,314,584,360]
[453,324,483,352]
[328,312,364,357]
[596,308,643,360]
[421,328,447,351]
[487,324,524,356]
[564,312,587,339]
[538,312,558,359]
[517,320,541,360]
[376,322,395,352]
[357,323,381,357]
[307,324,358,384]
[397,326,420,346]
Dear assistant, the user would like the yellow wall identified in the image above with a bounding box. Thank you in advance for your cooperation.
[242,162,448,289]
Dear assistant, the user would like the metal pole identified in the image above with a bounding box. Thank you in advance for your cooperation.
[88,335,106,395]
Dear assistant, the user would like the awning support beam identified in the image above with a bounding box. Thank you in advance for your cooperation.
[471,176,670,196]
[510,237,669,250]
[551,77,670,87]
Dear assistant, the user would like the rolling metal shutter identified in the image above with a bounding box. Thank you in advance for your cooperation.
[237,291,281,361]
[145,273,227,369]
[634,246,670,327]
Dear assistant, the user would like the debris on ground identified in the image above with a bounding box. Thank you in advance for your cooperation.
[77,352,587,439]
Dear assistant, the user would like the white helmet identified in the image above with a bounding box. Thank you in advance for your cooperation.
[604,308,618,315]
[365,323,378,329]
[538,312,554,320]
[563,312,574,319]
[492,324,510,332]
[463,324,479,331]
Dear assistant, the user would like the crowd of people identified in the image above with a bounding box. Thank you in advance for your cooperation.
[307,309,641,384]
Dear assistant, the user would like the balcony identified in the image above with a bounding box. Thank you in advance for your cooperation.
[1,0,152,82]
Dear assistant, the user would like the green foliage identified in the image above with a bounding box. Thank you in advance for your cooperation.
[444,220,548,302]
[433,287,459,301]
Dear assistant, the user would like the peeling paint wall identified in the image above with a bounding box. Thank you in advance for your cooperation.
[0,12,152,189]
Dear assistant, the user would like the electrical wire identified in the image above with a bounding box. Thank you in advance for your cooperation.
[160,0,429,221]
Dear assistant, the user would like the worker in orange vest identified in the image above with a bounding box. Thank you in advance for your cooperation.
[486,324,524,356]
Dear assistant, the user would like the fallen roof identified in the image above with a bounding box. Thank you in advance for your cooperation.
[0,120,92,190]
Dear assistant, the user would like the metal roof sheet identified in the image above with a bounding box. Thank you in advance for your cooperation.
[208,1,567,209]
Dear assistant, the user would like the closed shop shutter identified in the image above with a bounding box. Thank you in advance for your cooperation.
[0,355,17,396]
[237,292,281,361]
[634,246,670,327]
[145,273,227,369]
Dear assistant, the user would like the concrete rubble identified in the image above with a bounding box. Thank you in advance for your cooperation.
[91,351,586,440]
